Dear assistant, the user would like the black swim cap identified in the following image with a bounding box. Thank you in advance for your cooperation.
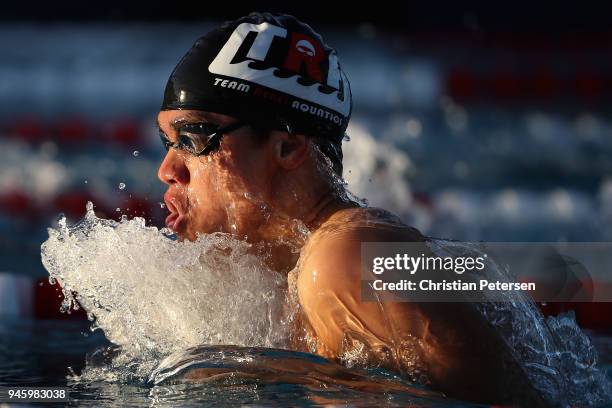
[161,12,352,143]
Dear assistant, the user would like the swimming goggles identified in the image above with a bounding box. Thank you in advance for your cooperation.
[159,120,248,156]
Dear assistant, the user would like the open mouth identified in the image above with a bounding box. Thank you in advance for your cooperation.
[164,193,187,233]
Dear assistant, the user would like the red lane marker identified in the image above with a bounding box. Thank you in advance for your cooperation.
[0,190,34,217]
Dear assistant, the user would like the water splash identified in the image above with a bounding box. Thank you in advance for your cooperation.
[428,239,612,407]
[41,202,290,381]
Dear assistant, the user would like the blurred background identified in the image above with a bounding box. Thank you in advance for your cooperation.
[1,2,611,280]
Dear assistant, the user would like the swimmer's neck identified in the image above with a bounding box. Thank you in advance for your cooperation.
[256,191,358,274]
[301,191,359,231]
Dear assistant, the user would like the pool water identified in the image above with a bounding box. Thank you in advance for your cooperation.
[0,318,469,407]
[0,317,610,407]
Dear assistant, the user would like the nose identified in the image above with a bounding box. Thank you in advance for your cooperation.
[157,149,190,185]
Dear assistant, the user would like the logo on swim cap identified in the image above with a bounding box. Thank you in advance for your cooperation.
[208,21,350,117]
[296,39,316,57]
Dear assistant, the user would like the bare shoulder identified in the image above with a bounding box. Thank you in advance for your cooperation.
[295,207,425,354]
[308,205,423,248]
[315,206,423,239]
[299,206,424,279]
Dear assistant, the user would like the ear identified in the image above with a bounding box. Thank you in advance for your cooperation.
[269,130,309,170]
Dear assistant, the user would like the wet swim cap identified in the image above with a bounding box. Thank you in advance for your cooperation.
[161,12,352,143]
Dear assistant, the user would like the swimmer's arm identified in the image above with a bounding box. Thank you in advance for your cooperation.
[296,228,513,402]
[296,227,430,357]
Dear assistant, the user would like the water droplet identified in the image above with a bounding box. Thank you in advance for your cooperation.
[133,150,140,157]
[159,202,166,209]
[118,182,126,190]
[84,180,88,184]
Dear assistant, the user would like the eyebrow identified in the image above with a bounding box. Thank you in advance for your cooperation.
[156,112,211,132]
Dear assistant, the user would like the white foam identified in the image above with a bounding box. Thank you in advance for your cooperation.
[41,203,290,377]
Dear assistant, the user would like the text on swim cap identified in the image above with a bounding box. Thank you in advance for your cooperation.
[209,22,350,116]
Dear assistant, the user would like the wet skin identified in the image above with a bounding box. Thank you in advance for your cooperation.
[294,208,547,405]
[157,110,543,405]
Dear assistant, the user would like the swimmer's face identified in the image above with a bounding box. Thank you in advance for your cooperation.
[157,109,273,241]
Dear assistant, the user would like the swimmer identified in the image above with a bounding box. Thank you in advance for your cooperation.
[156,12,545,405]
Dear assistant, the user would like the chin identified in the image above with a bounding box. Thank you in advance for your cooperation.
[179,218,227,241]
